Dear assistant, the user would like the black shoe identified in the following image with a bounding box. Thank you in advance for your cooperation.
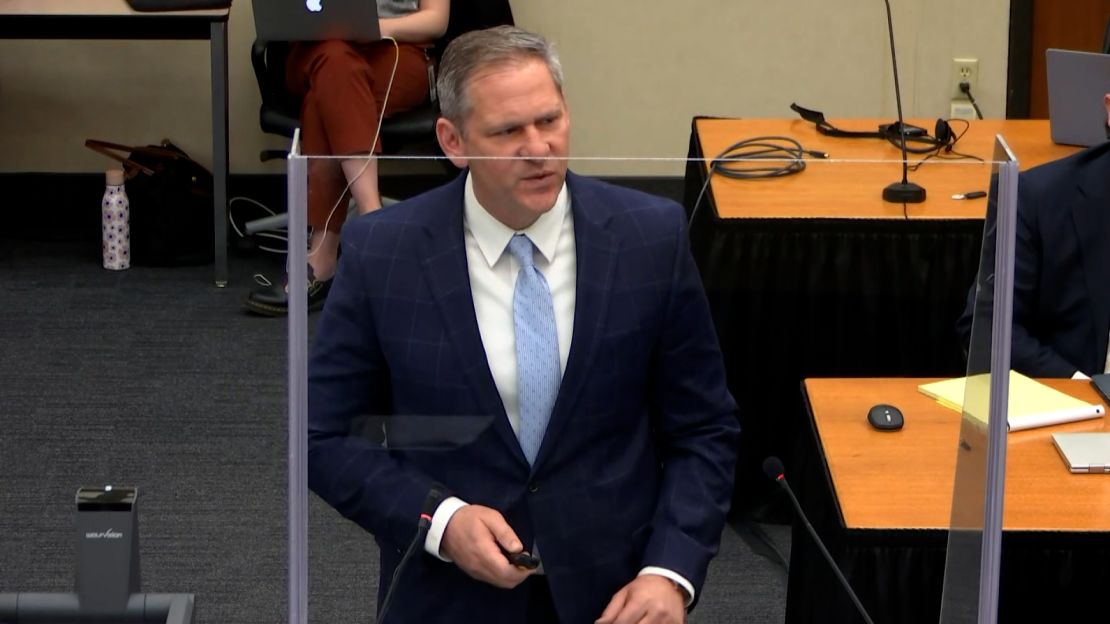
[244,268,332,317]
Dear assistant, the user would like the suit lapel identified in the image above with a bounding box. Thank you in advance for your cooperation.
[418,175,527,465]
[1071,156,1110,366]
[534,174,618,469]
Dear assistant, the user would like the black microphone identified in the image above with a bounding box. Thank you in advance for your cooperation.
[377,484,446,623]
[763,457,876,624]
[879,0,926,204]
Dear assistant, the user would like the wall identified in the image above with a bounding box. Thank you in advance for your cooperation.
[0,0,1011,177]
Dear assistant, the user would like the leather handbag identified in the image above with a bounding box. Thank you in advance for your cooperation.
[85,139,215,267]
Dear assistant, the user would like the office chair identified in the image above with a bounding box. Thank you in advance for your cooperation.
[244,1,514,236]
[250,40,446,165]
[250,0,515,166]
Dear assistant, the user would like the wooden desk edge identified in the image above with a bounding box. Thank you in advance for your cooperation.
[803,377,1110,532]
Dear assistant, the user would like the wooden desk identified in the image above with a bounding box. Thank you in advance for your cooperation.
[785,377,1110,624]
[0,0,230,286]
[806,377,1110,531]
[694,118,1079,219]
[682,117,1085,517]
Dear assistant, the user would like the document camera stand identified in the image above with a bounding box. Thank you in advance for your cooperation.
[0,486,195,623]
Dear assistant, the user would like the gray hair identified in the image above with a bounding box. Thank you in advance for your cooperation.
[436,25,565,127]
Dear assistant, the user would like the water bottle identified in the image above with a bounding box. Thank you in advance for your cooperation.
[102,169,130,270]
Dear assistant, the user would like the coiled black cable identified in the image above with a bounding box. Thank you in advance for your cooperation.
[688,135,827,225]
[711,135,826,180]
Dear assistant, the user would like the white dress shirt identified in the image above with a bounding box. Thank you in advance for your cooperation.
[423,173,694,605]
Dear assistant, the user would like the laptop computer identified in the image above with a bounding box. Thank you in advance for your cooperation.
[1052,432,1110,474]
[253,0,381,43]
[1045,48,1110,147]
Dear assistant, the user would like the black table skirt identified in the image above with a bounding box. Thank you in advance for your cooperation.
[682,119,984,516]
[684,117,1110,621]
[786,384,1110,623]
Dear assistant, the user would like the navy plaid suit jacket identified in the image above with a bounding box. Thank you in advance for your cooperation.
[308,171,739,623]
[958,142,1110,377]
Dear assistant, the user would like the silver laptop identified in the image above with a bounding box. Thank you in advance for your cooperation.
[1052,432,1110,474]
[1045,49,1110,147]
[253,0,381,42]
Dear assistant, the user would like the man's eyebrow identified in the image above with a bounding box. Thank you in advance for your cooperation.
[488,108,564,132]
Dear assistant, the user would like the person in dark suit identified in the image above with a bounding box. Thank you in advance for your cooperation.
[307,25,739,624]
[958,94,1110,378]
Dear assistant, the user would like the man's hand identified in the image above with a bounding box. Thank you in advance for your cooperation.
[596,575,686,624]
[440,504,533,589]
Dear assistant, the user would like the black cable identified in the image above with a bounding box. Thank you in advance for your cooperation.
[687,136,827,226]
[793,102,948,153]
[907,118,984,171]
[712,135,826,180]
[959,81,984,120]
[881,124,947,154]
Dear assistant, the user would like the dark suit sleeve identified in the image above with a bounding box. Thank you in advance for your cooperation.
[307,223,440,549]
[957,175,1079,377]
[639,204,740,600]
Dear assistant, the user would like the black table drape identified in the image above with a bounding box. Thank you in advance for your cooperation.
[788,383,1110,624]
[683,118,983,517]
[683,117,1109,621]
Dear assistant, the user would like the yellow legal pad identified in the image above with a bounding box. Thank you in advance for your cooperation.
[918,371,1105,431]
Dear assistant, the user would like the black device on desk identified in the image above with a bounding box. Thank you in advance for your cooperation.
[1090,374,1110,404]
[867,404,904,431]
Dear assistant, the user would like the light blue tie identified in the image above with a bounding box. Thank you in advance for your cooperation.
[508,234,560,465]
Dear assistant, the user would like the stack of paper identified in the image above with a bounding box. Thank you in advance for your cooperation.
[918,371,1105,431]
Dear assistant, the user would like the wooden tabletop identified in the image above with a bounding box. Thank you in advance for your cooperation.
[805,377,1110,532]
[696,119,1080,220]
[0,0,229,17]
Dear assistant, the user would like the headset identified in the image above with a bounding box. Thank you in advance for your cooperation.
[791,103,958,154]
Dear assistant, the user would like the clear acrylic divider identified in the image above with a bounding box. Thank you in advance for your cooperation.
[286,138,1011,623]
[938,136,1019,624]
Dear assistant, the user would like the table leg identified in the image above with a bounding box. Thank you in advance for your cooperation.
[210,19,229,287]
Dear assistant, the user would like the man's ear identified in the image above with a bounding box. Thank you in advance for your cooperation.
[435,117,469,169]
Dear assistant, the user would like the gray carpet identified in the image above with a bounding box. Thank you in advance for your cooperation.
[0,238,789,623]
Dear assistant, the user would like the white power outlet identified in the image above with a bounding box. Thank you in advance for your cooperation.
[952,58,978,99]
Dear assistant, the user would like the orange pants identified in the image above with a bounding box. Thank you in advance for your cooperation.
[287,40,431,232]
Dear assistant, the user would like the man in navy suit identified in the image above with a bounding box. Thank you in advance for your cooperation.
[958,94,1110,378]
[307,26,739,623]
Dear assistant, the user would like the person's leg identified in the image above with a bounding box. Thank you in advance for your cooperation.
[250,41,430,308]
[341,157,381,217]
[338,42,431,216]
[285,40,378,281]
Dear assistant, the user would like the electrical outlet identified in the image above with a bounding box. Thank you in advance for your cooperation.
[952,58,978,99]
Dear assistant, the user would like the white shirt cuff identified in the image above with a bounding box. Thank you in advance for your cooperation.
[1072,370,1091,381]
[423,496,468,561]
[639,567,695,607]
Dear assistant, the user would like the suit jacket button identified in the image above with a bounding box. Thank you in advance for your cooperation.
[528,482,539,493]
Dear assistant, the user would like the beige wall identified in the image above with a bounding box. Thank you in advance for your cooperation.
[0,0,1010,177]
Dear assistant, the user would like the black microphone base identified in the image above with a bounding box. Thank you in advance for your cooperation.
[883,181,927,203]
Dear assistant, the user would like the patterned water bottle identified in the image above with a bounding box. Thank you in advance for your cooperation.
[102,169,130,270]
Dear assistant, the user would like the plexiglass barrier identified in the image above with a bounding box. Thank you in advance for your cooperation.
[286,126,1022,623]
[938,137,1019,624]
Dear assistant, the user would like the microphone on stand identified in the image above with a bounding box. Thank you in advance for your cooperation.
[879,0,927,204]
[762,457,877,624]
[376,484,445,624]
